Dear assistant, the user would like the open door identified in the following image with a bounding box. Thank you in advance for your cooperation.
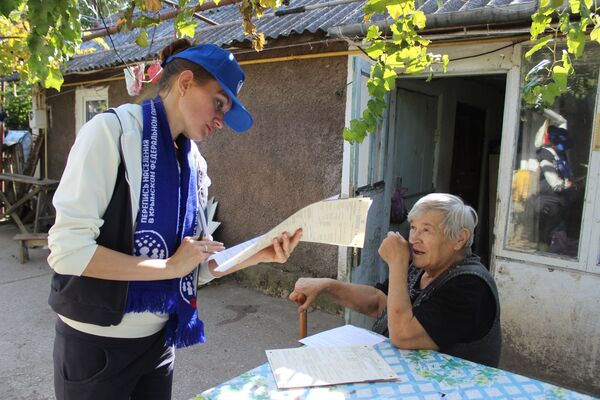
[391,75,505,267]
[346,66,507,328]
[390,88,438,236]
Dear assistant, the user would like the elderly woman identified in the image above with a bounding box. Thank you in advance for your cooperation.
[290,193,501,367]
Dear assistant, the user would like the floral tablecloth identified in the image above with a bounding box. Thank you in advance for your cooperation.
[194,340,595,400]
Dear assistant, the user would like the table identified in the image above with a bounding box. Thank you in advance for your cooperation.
[194,338,594,400]
[0,173,58,262]
[0,172,58,234]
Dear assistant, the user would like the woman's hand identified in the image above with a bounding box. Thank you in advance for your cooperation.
[208,229,303,279]
[167,237,225,278]
[255,228,303,264]
[289,277,330,312]
[378,231,410,271]
[565,179,574,189]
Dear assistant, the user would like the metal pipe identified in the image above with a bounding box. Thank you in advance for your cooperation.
[276,0,363,16]
[327,2,539,38]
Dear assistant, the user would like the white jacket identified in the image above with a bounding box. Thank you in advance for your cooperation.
[48,103,214,337]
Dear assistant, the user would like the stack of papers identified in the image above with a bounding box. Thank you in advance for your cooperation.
[266,345,398,389]
[265,325,395,389]
[210,197,372,272]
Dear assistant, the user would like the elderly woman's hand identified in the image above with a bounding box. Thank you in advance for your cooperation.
[289,277,329,312]
[378,231,410,270]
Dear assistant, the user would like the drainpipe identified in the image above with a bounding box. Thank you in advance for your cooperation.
[327,1,539,38]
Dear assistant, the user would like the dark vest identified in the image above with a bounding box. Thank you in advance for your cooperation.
[48,110,132,326]
[372,256,502,367]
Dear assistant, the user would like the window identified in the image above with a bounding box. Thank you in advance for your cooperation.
[85,99,107,122]
[75,86,108,134]
[506,43,600,263]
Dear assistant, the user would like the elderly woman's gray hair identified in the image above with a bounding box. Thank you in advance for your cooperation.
[408,193,478,255]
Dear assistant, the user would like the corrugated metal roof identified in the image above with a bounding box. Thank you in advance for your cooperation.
[67,0,531,73]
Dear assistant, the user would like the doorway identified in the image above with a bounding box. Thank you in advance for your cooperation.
[346,66,507,329]
[390,74,506,267]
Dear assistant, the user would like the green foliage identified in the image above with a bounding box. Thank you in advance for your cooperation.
[0,0,20,17]
[1,0,598,133]
[348,1,600,142]
[0,0,82,90]
[3,81,32,130]
[344,0,447,144]
[77,0,127,28]
[175,4,197,39]
[239,0,287,51]
[523,0,600,109]
[0,0,287,90]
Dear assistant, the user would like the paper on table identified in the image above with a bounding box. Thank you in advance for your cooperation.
[299,324,385,347]
[265,345,398,389]
[210,197,372,272]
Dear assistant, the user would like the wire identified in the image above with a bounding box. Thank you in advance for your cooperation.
[94,0,164,85]
[94,0,129,68]
[356,45,376,62]
[450,39,528,62]
[147,24,157,59]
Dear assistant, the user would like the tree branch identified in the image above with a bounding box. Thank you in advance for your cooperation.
[82,0,240,42]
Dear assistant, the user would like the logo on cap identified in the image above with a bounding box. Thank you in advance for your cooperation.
[236,80,244,95]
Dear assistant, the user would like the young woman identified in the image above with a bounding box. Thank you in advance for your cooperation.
[536,125,575,251]
[48,39,302,400]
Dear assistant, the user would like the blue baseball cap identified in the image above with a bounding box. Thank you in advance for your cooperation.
[164,44,253,132]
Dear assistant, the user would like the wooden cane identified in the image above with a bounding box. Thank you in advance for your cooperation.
[298,294,308,339]
[300,310,307,339]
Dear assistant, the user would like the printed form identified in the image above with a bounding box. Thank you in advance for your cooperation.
[210,197,372,272]
[265,345,398,389]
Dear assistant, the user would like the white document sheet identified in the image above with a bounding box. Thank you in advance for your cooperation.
[208,236,262,271]
[299,324,385,347]
[265,345,398,389]
[210,197,372,272]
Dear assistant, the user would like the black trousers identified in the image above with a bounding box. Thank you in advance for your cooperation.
[53,318,174,400]
[537,194,565,245]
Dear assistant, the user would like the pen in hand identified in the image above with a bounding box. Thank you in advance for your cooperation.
[195,234,224,255]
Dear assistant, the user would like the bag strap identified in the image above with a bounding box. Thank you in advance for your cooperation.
[103,108,133,187]
[104,108,125,162]
[96,108,133,254]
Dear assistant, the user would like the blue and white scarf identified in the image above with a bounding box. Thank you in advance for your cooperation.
[124,97,206,348]
[555,153,571,180]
